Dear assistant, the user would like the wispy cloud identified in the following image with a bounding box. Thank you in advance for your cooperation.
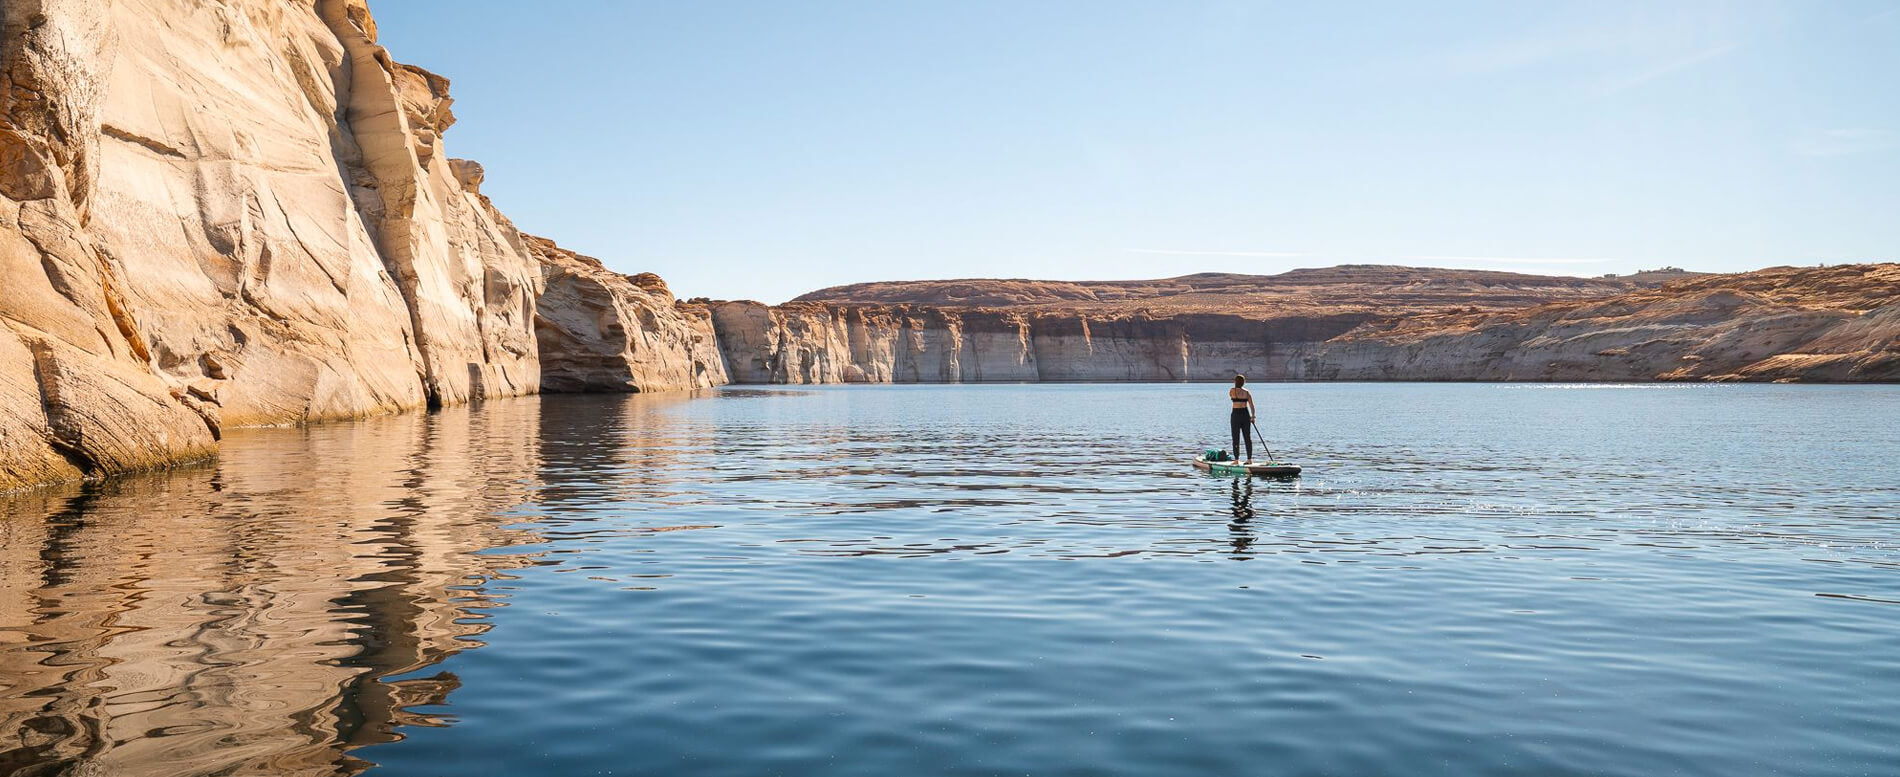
[1127,248,1305,258]
[1594,42,1741,95]
[1408,255,1614,265]
[1441,27,1627,75]
[1793,128,1899,157]
[1429,9,1753,97]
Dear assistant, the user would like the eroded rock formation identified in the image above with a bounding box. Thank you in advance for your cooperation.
[1,0,217,491]
[531,237,726,393]
[711,265,1900,385]
[709,302,1369,383]
[710,267,1675,384]
[1,0,557,491]
[1302,264,1900,382]
[794,266,1701,312]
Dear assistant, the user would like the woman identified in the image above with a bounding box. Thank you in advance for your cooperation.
[1229,374,1256,463]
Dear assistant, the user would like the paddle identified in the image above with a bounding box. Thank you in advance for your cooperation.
[1249,418,1277,463]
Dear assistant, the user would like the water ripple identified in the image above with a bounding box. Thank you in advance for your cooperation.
[2,383,1898,776]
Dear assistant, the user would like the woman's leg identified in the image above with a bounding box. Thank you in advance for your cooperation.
[1230,413,1242,461]
[1240,418,1254,461]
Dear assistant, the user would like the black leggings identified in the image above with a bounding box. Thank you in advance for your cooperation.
[1230,408,1253,461]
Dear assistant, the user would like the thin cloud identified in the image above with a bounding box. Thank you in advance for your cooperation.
[1408,255,1614,265]
[1595,42,1741,95]
[1793,128,1898,157]
[1127,248,1306,258]
[1429,11,1752,98]
[1443,28,1623,75]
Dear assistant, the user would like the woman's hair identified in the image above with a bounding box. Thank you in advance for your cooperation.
[1233,374,1246,387]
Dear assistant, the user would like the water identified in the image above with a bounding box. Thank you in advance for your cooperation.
[2,383,1897,777]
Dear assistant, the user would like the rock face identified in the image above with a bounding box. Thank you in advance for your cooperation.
[1,0,218,491]
[795,266,1700,312]
[1,0,555,490]
[710,302,1365,383]
[1301,264,1900,382]
[712,267,1673,384]
[531,237,727,393]
[713,264,1900,385]
[315,3,543,409]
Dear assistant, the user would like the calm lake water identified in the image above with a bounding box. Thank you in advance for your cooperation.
[2,383,1897,776]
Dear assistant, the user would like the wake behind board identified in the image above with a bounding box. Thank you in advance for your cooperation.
[1193,455,1301,477]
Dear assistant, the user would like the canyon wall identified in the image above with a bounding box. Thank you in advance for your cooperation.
[1301,264,1900,383]
[1,0,219,491]
[708,302,1364,384]
[0,0,721,492]
[84,0,547,427]
[709,264,1900,386]
[531,237,727,393]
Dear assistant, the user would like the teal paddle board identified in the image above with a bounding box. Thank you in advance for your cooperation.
[1193,455,1301,477]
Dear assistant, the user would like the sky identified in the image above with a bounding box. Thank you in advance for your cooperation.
[371,1,1900,303]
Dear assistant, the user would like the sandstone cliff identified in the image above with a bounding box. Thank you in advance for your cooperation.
[531,236,727,393]
[711,301,1374,384]
[796,266,1701,313]
[0,0,558,491]
[713,265,1898,385]
[2,0,218,490]
[712,267,1673,384]
[1302,264,1900,382]
[715,301,1373,383]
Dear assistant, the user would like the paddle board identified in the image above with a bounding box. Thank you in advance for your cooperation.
[1193,455,1301,477]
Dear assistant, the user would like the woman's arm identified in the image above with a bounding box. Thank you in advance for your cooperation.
[1247,395,1257,422]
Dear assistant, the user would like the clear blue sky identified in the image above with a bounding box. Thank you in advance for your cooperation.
[372,1,1899,303]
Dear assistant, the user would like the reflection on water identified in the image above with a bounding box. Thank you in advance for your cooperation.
[1228,478,1255,560]
[0,399,551,776]
[3,383,1899,777]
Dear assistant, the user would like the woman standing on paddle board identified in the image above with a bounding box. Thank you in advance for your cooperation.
[1229,375,1256,463]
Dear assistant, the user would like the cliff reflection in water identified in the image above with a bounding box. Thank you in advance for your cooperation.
[0,398,554,776]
